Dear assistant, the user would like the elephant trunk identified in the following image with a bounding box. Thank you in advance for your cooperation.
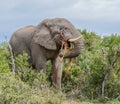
[64,37,84,58]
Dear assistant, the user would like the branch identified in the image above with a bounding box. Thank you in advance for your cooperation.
[101,46,120,99]
[8,42,15,72]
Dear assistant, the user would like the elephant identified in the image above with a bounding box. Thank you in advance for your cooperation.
[9,18,84,89]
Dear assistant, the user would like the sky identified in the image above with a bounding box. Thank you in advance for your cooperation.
[0,0,120,41]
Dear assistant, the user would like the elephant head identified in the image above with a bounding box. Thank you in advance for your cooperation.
[33,18,83,58]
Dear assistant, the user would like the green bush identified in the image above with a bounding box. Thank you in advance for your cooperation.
[0,73,64,104]
[0,31,120,103]
[62,30,120,101]
[0,42,65,104]
[0,42,11,73]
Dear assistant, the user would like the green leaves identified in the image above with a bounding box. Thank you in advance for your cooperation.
[0,43,63,104]
[62,30,120,100]
[0,42,10,73]
[15,52,30,68]
[102,34,120,48]
[0,31,120,103]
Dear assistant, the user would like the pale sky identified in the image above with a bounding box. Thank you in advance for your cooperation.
[0,0,120,41]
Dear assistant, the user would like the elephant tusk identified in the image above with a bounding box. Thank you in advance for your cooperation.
[68,35,83,42]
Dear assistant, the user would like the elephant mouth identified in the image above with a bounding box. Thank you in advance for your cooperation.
[67,35,82,49]
[60,35,82,51]
[67,41,74,50]
[59,32,82,61]
[58,34,83,61]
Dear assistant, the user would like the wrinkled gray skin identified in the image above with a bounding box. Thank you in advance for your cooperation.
[10,18,83,89]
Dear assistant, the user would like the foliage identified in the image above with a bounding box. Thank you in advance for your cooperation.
[62,30,120,101]
[0,73,65,104]
[0,30,120,103]
[0,42,11,73]
[0,44,64,104]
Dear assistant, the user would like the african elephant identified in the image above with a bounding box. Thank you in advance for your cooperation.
[9,18,84,89]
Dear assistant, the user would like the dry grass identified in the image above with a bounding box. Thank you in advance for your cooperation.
[62,99,93,104]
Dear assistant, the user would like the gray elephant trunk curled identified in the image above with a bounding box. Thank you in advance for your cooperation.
[9,18,84,90]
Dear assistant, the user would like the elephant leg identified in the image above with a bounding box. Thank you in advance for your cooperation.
[51,55,63,90]
[31,43,47,71]
[35,57,46,71]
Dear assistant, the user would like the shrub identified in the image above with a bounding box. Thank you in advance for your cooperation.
[62,30,120,101]
[0,73,64,104]
[0,42,11,73]
[0,32,120,103]
[0,42,65,104]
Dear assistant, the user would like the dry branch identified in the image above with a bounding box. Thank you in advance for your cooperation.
[8,42,15,72]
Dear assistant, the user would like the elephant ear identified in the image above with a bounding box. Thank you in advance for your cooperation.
[33,25,57,50]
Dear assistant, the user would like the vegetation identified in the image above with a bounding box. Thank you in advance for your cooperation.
[0,30,120,104]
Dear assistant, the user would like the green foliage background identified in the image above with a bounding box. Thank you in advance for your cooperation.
[0,30,120,103]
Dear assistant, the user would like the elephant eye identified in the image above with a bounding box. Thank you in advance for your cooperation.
[60,28,65,33]
[64,27,68,29]
[60,27,63,31]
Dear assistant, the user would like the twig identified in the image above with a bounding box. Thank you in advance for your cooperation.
[5,36,15,72]
[8,42,15,72]
[101,46,120,99]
